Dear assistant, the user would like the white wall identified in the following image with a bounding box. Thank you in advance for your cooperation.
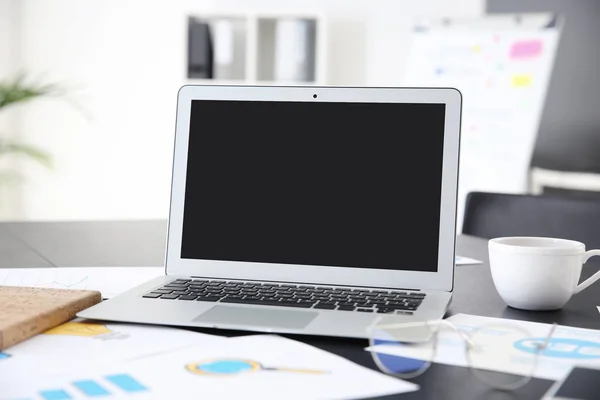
[15,0,197,220]
[0,0,15,136]
[10,0,483,221]
[0,0,22,217]
[0,1,16,76]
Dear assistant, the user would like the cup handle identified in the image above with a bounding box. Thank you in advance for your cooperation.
[575,250,600,294]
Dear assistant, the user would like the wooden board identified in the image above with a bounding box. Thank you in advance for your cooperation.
[0,285,101,350]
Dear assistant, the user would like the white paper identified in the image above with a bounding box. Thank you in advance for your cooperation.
[0,266,163,298]
[366,313,600,381]
[213,19,234,65]
[455,256,483,265]
[274,19,310,82]
[0,319,224,389]
[5,335,418,400]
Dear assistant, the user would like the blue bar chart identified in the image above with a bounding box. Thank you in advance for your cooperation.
[104,374,147,393]
[36,374,148,399]
[73,380,111,397]
[39,390,71,400]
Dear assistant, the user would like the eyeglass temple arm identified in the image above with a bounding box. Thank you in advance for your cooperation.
[437,320,478,347]
[420,320,558,352]
[539,322,558,350]
[377,319,458,331]
[445,321,560,349]
[375,319,476,344]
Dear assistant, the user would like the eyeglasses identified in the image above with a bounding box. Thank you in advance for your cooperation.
[367,316,557,391]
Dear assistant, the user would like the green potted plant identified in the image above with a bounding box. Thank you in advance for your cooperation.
[0,75,56,183]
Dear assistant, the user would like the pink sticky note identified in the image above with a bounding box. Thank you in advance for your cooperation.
[509,40,543,59]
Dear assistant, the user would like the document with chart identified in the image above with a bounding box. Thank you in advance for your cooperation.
[0,319,223,388]
[3,335,418,400]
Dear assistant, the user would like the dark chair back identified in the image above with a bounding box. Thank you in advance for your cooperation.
[462,191,600,249]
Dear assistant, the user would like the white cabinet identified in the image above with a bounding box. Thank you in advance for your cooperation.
[187,11,327,86]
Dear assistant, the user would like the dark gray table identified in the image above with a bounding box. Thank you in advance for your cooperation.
[2,221,599,399]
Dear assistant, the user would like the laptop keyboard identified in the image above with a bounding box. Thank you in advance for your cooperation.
[142,279,426,314]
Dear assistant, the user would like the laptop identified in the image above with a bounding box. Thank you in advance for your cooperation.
[78,85,462,339]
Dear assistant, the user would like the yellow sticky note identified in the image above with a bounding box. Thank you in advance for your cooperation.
[512,75,532,87]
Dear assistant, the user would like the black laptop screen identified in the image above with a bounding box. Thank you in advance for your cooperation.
[181,99,446,272]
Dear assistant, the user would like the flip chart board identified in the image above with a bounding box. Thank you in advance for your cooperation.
[401,13,562,227]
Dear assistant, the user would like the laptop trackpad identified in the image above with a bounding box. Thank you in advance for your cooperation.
[193,305,318,330]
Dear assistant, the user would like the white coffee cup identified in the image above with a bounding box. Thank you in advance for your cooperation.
[488,237,600,311]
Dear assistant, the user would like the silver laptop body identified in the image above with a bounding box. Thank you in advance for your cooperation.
[78,85,462,339]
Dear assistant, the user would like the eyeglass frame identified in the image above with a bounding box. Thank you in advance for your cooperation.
[367,317,558,391]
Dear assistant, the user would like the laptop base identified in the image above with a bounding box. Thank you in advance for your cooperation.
[79,275,453,339]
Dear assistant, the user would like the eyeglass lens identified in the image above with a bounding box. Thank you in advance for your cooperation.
[468,323,541,390]
[369,319,436,378]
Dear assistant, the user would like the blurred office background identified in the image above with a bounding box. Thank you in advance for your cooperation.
[0,0,598,228]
